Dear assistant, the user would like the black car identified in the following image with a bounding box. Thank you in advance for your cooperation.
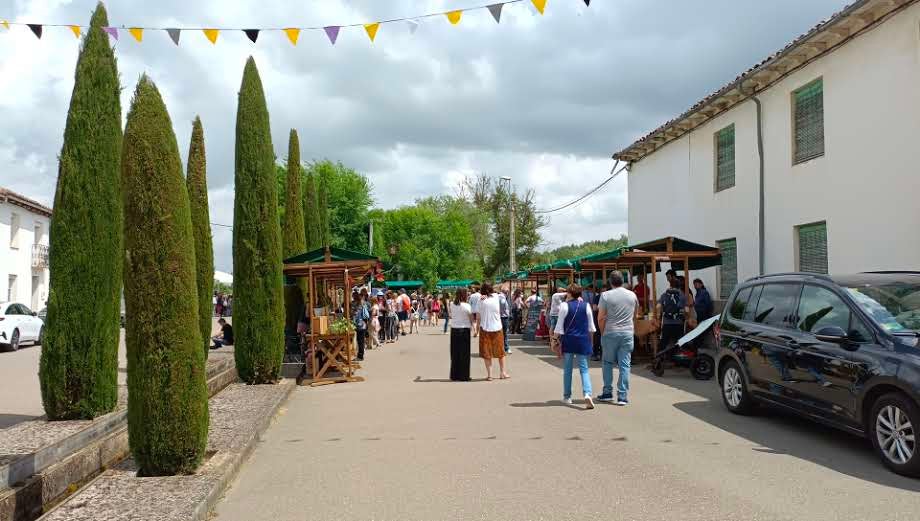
[716,272,920,476]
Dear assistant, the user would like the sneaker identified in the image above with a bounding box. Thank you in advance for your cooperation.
[563,397,573,405]
[596,394,615,402]
[616,399,629,406]
[584,395,595,410]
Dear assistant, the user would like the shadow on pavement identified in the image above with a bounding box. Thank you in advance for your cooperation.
[413,376,490,383]
[0,413,41,429]
[510,400,582,410]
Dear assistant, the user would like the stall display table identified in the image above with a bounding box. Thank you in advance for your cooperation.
[299,332,365,387]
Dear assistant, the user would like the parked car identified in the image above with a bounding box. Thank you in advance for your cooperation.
[0,302,45,351]
[716,272,920,477]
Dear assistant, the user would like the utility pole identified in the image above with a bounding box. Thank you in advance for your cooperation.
[368,220,374,255]
[500,176,516,273]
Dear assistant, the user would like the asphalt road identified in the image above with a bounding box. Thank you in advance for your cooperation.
[213,326,920,521]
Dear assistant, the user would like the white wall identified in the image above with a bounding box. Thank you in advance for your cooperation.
[628,3,920,297]
[0,202,50,310]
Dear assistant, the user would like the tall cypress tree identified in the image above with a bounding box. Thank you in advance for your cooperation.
[41,3,123,420]
[317,174,330,248]
[233,57,284,384]
[303,172,320,250]
[122,76,208,476]
[186,116,213,357]
[282,129,306,258]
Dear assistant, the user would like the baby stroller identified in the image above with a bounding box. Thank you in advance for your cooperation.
[650,315,719,380]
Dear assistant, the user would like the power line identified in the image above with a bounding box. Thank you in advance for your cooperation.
[210,222,232,229]
[535,160,627,214]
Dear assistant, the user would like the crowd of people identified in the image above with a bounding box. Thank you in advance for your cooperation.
[213,292,233,318]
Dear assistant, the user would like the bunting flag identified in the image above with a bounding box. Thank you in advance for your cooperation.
[531,0,547,15]
[323,26,340,45]
[69,25,81,38]
[584,0,590,5]
[129,27,143,42]
[27,24,42,39]
[284,28,300,45]
[166,28,181,45]
[103,26,118,40]
[244,29,259,43]
[203,28,219,44]
[488,4,504,23]
[446,10,462,25]
[364,23,379,42]
[1,21,9,30]
[406,19,419,35]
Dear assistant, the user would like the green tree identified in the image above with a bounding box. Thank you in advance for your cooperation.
[316,174,330,248]
[233,57,284,384]
[303,171,321,250]
[41,3,123,420]
[186,116,213,357]
[308,160,373,252]
[122,76,208,476]
[282,130,306,258]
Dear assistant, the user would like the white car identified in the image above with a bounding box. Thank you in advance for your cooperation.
[0,302,45,351]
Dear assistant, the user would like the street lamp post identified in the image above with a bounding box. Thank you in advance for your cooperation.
[500,176,516,273]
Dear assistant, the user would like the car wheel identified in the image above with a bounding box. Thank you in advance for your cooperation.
[870,393,920,477]
[720,360,755,415]
[9,329,20,351]
[37,326,45,346]
[691,354,715,380]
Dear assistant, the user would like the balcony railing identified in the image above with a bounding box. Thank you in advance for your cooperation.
[32,243,49,269]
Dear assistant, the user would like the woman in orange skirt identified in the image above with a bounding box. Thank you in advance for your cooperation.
[477,282,509,380]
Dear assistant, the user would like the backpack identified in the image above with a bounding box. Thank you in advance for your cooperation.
[353,302,370,329]
[662,289,684,321]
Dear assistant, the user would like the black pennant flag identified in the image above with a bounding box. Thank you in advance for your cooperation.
[244,29,259,43]
[27,23,42,39]
[584,0,590,5]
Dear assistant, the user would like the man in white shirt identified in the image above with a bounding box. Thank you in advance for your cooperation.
[468,285,482,337]
[596,272,639,406]
[548,286,567,351]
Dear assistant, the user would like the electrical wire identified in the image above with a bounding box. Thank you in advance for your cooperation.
[535,160,627,214]
[210,222,232,229]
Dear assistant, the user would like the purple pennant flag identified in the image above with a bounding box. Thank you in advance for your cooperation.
[103,26,118,40]
[324,25,340,45]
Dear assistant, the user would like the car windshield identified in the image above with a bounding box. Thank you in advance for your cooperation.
[845,281,920,333]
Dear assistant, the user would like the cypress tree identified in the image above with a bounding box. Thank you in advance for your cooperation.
[317,175,330,248]
[122,76,208,476]
[233,57,284,384]
[186,116,213,357]
[40,3,123,420]
[282,130,306,258]
[303,172,320,250]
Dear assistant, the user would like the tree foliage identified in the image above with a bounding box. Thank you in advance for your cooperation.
[310,160,373,252]
[532,235,628,265]
[282,130,306,258]
[301,171,323,250]
[41,3,123,420]
[186,116,213,357]
[233,57,284,384]
[122,76,208,476]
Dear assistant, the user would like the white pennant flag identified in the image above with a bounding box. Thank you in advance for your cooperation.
[406,18,420,35]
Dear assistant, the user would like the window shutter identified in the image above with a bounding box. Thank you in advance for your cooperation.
[715,124,735,191]
[718,239,738,299]
[798,222,828,274]
[794,79,824,164]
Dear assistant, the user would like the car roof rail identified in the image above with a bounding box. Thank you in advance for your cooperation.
[747,272,834,283]
[861,271,920,275]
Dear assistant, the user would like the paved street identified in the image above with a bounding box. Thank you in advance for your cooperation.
[214,326,920,521]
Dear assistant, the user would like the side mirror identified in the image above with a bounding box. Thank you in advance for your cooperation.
[815,325,848,344]
[31,312,37,317]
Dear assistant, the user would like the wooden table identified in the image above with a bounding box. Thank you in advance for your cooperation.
[299,332,364,386]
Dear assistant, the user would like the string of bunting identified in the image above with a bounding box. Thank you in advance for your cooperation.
[1,0,590,45]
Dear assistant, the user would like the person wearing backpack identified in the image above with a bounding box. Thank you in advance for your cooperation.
[353,292,371,361]
[656,277,691,356]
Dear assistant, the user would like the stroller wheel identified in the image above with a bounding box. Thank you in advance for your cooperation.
[651,359,664,377]
[691,355,715,380]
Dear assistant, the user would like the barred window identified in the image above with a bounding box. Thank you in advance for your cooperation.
[793,79,824,164]
[715,124,735,192]
[718,238,738,299]
[797,222,828,274]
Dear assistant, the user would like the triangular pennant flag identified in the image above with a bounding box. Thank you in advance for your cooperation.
[487,3,504,23]
[203,28,219,44]
[1,21,9,30]
[284,28,300,45]
[103,26,118,40]
[129,27,143,42]
[406,19,419,35]
[166,28,181,45]
[243,29,259,43]
[364,23,379,42]
[446,10,462,25]
[323,26,339,45]
[69,25,81,38]
[583,0,590,5]
[531,0,547,15]
[27,24,42,39]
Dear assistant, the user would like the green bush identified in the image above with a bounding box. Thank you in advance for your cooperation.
[40,3,123,420]
[186,116,213,357]
[233,57,285,384]
[122,76,209,476]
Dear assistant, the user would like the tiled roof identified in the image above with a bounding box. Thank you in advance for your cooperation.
[0,186,52,217]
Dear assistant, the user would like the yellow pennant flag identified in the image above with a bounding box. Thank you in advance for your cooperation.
[129,27,143,42]
[1,20,9,30]
[364,23,379,42]
[69,25,81,38]
[446,10,462,25]
[203,28,219,44]
[284,28,300,45]
[531,0,547,15]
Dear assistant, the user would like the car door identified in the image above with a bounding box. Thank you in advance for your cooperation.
[4,304,23,339]
[789,284,875,425]
[744,282,805,406]
[18,304,38,340]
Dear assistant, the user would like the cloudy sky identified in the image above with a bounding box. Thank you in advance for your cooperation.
[0,0,850,272]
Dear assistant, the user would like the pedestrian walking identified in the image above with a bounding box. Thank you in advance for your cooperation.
[441,292,451,334]
[352,292,370,361]
[597,272,639,406]
[448,288,473,381]
[370,295,382,349]
[553,284,595,409]
[477,283,509,380]
[468,285,482,337]
[511,289,523,334]
[499,289,511,354]
[656,277,690,353]
[431,294,441,328]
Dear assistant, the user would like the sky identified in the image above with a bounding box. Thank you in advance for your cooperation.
[0,0,851,273]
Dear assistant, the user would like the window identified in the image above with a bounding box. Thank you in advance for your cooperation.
[797,221,828,274]
[793,78,824,164]
[7,275,16,302]
[797,285,872,342]
[715,124,735,191]
[753,283,801,328]
[743,285,764,322]
[718,238,738,299]
[10,213,20,249]
[728,286,752,320]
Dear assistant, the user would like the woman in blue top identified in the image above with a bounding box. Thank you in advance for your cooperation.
[553,284,597,410]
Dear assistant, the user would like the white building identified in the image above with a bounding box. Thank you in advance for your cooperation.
[0,187,51,310]
[614,0,920,300]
